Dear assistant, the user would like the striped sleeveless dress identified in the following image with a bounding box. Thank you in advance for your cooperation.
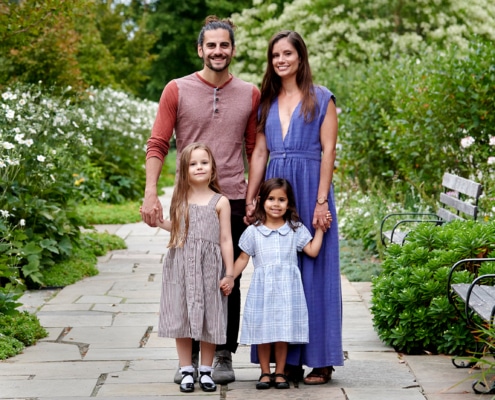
[158,193,228,344]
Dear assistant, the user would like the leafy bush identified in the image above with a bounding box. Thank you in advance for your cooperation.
[41,232,126,288]
[0,334,25,360]
[338,38,495,210]
[0,311,48,360]
[1,83,154,290]
[371,220,495,355]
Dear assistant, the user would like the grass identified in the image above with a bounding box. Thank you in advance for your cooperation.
[79,200,142,224]
[339,239,382,281]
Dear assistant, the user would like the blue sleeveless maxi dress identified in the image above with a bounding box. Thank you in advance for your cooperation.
[251,86,344,368]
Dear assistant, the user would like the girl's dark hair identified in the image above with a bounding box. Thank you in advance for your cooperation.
[197,15,236,47]
[254,178,300,230]
[258,30,317,134]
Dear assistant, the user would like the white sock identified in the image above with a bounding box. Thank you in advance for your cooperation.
[180,365,194,384]
[199,365,214,384]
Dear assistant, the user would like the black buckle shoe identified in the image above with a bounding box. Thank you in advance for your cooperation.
[179,371,195,393]
[199,371,217,392]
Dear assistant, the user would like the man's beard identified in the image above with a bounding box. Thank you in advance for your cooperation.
[205,57,231,72]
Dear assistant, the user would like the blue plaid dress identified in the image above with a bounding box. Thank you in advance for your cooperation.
[239,222,312,344]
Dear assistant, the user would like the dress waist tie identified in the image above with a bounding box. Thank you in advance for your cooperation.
[270,150,321,162]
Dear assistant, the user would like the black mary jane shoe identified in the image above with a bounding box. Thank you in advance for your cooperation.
[199,371,217,392]
[179,371,195,393]
[274,373,290,389]
[256,373,273,390]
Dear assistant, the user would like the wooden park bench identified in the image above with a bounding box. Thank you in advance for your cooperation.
[447,257,495,394]
[380,172,483,246]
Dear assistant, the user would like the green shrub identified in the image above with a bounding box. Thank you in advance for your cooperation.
[338,38,495,216]
[371,220,495,355]
[0,311,48,347]
[0,334,25,360]
[0,311,48,360]
[41,232,126,287]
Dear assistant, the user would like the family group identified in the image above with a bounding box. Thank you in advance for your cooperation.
[140,15,342,394]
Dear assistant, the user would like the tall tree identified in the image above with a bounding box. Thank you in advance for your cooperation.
[0,0,156,95]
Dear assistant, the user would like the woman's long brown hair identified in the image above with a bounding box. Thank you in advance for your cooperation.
[258,30,318,134]
[168,142,221,248]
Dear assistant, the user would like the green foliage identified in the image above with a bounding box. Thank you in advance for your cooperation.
[0,283,23,316]
[371,220,495,355]
[232,0,495,90]
[339,239,382,282]
[41,232,126,287]
[1,83,151,290]
[0,311,48,346]
[336,37,495,227]
[0,0,156,97]
[0,311,48,360]
[79,201,142,225]
[0,334,24,360]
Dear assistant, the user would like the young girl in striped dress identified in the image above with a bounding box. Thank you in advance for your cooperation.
[156,142,235,393]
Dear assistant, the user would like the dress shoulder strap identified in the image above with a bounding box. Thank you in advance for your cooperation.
[207,192,223,208]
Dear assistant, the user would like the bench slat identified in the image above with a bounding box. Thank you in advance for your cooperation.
[436,208,463,222]
[442,172,483,198]
[452,283,495,323]
[439,193,478,218]
[382,230,408,245]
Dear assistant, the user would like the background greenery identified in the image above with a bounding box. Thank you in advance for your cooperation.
[1,0,494,358]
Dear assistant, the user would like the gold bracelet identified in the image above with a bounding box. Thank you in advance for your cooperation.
[225,275,234,279]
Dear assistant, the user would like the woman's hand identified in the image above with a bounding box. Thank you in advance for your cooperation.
[243,203,256,225]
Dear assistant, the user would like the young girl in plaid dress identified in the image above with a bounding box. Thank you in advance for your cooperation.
[222,178,329,390]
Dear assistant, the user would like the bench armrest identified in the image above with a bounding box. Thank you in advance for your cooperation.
[447,258,495,306]
[465,273,495,325]
[379,212,441,246]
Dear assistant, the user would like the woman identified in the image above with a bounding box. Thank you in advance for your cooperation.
[245,30,343,385]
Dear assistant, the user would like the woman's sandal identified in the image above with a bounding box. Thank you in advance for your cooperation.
[256,373,273,390]
[303,366,335,385]
[273,373,290,389]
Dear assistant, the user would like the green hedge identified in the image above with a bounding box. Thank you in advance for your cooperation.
[371,220,495,355]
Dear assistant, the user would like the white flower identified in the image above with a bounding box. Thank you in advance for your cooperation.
[488,157,495,165]
[37,155,46,162]
[6,109,15,120]
[19,219,25,227]
[2,141,15,150]
[489,136,495,146]
[460,136,475,148]
[0,210,10,218]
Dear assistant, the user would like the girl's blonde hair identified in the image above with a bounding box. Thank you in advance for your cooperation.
[168,142,221,248]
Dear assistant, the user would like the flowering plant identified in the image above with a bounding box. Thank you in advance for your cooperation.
[0,83,156,289]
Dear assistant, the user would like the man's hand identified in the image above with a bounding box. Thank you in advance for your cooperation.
[140,193,164,227]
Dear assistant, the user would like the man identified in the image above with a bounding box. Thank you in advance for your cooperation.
[141,16,260,385]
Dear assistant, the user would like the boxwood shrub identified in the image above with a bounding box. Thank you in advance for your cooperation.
[371,220,495,355]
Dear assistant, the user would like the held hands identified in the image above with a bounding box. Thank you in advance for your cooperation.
[220,276,235,296]
[140,194,164,227]
[243,202,256,226]
[313,204,332,232]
